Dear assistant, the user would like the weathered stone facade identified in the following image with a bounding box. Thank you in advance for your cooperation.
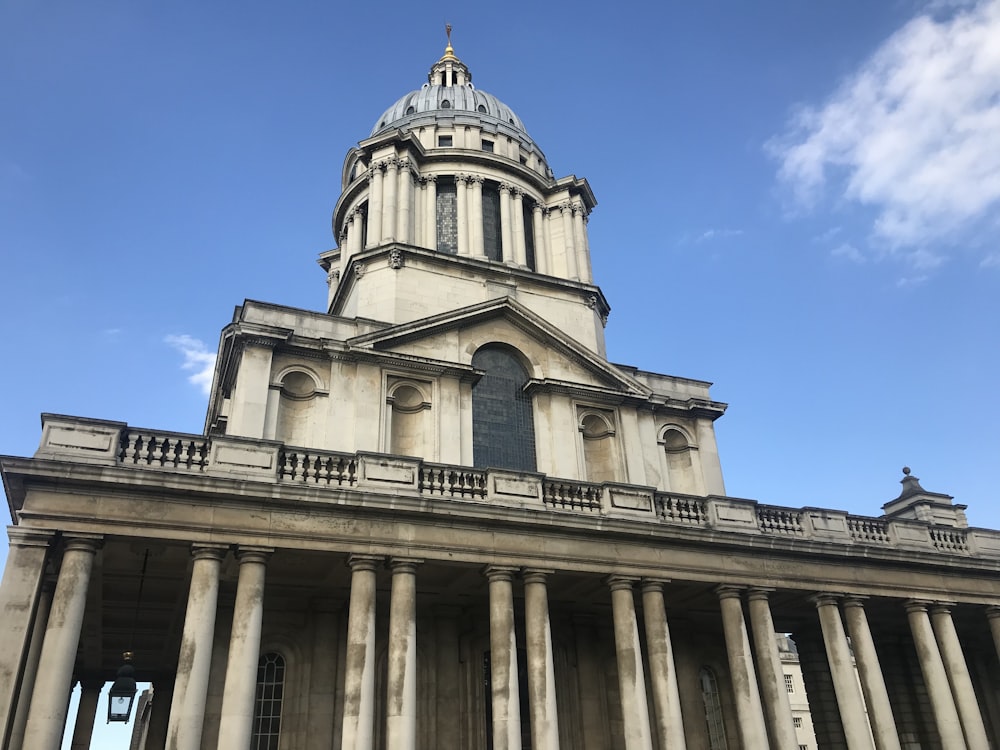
[2,38,1000,750]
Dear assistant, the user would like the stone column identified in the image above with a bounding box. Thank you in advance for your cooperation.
[69,679,103,750]
[930,604,989,750]
[813,594,874,750]
[842,597,901,750]
[9,582,52,750]
[485,565,522,750]
[905,600,967,749]
[23,535,101,750]
[351,207,365,256]
[165,544,227,750]
[747,588,797,750]
[986,606,1000,669]
[386,558,421,750]
[512,190,527,267]
[523,569,559,750]
[608,576,653,750]
[366,163,384,248]
[382,158,399,242]
[640,580,687,750]
[716,585,770,749]
[342,554,381,750]
[572,205,591,283]
[495,183,511,264]
[470,176,485,258]
[456,175,470,257]
[0,527,52,750]
[532,204,547,274]
[561,204,578,280]
[216,547,271,750]
[398,160,413,245]
[423,177,437,249]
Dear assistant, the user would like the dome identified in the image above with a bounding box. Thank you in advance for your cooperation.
[368,35,545,168]
[370,84,529,139]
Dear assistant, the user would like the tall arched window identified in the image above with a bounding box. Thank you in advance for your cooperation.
[276,370,319,447]
[387,381,430,457]
[482,181,502,262]
[472,345,536,471]
[436,177,458,254]
[251,652,286,750]
[700,666,729,750]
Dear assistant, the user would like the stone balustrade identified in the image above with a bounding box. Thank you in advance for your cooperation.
[25,414,986,557]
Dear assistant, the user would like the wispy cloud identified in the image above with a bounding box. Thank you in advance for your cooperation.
[768,0,1000,266]
[697,228,744,242]
[165,334,216,395]
[831,242,866,264]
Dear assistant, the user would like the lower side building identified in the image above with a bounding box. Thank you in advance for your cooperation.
[2,416,1000,750]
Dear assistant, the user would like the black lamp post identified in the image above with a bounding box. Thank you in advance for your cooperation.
[107,548,148,723]
[107,651,137,723]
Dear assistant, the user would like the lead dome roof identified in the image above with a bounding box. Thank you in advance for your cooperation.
[369,38,547,170]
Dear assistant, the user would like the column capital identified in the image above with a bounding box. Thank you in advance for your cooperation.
[521,568,554,585]
[191,544,228,562]
[640,578,670,593]
[929,602,957,615]
[483,564,519,582]
[747,586,775,601]
[235,546,272,565]
[809,592,841,608]
[841,595,870,608]
[606,575,638,593]
[904,598,932,614]
[347,553,383,572]
[985,604,1000,620]
[387,557,423,574]
[714,584,745,601]
[63,534,103,553]
[6,526,55,549]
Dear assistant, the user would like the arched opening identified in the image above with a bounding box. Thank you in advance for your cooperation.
[580,411,618,483]
[662,427,699,494]
[387,382,430,457]
[436,177,458,254]
[482,180,502,262]
[251,652,286,750]
[276,370,318,446]
[472,346,536,471]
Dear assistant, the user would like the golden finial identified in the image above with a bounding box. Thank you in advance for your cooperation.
[443,23,456,59]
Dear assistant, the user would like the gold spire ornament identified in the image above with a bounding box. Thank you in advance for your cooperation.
[443,23,456,59]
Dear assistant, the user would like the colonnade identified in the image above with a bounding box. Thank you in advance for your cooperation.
[4,530,1000,750]
[338,156,592,283]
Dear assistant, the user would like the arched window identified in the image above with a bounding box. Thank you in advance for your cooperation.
[251,652,286,750]
[482,181,502,262]
[579,410,618,483]
[436,177,458,254]
[472,346,536,471]
[700,666,728,750]
[661,427,699,494]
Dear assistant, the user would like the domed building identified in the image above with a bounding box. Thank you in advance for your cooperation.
[3,35,1000,750]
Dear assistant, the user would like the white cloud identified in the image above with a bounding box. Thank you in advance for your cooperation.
[830,242,866,263]
[165,334,216,396]
[697,228,744,242]
[768,0,1000,264]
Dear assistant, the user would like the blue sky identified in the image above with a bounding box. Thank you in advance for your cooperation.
[2,1,999,745]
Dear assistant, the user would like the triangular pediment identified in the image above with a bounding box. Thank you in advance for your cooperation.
[347,297,651,397]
